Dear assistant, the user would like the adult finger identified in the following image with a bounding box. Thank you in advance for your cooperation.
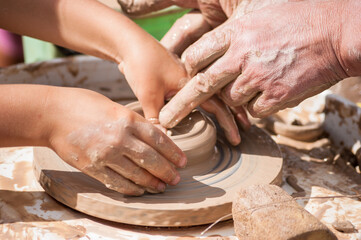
[123,137,181,185]
[106,155,166,193]
[161,11,212,56]
[160,51,240,128]
[198,0,227,28]
[247,83,328,118]
[246,91,307,119]
[246,91,285,118]
[134,121,187,168]
[118,0,199,16]
[181,26,232,76]
[118,0,172,16]
[220,73,261,107]
[230,105,252,131]
[172,0,199,9]
[200,96,241,145]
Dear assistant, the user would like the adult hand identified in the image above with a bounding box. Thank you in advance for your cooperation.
[118,0,291,133]
[48,87,186,196]
[159,0,352,128]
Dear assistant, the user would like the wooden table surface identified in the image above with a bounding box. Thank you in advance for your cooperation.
[1,136,361,239]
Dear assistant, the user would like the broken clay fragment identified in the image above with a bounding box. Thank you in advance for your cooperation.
[332,220,356,233]
[232,184,337,240]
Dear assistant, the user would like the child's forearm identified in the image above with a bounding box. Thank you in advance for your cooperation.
[0,84,185,195]
[0,0,154,64]
[0,85,54,147]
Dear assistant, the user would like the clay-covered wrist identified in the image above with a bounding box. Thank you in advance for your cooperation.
[337,0,361,77]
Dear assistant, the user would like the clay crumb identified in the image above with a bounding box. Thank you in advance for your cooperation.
[70,154,79,161]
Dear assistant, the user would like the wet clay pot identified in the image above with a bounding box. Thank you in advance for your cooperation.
[126,101,217,165]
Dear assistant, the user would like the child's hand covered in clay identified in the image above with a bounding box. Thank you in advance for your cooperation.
[47,87,186,195]
[0,0,244,145]
[0,85,185,195]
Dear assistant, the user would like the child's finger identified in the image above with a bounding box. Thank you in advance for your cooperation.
[122,137,182,185]
[106,155,166,193]
[87,166,145,196]
[132,121,187,169]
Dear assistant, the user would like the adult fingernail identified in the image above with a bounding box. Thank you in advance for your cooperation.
[157,182,166,192]
[159,109,177,128]
[232,131,241,145]
[237,113,251,130]
[159,110,171,127]
[170,174,180,185]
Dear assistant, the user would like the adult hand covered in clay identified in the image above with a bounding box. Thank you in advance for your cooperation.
[49,88,186,196]
[159,0,361,128]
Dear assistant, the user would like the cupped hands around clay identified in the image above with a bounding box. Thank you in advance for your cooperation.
[126,101,217,165]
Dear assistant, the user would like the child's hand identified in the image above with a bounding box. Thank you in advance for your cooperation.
[118,42,187,123]
[119,39,246,145]
[47,87,186,196]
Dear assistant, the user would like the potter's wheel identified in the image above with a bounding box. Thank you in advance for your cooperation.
[33,108,283,227]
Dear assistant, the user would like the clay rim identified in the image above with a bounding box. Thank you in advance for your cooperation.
[125,101,217,161]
